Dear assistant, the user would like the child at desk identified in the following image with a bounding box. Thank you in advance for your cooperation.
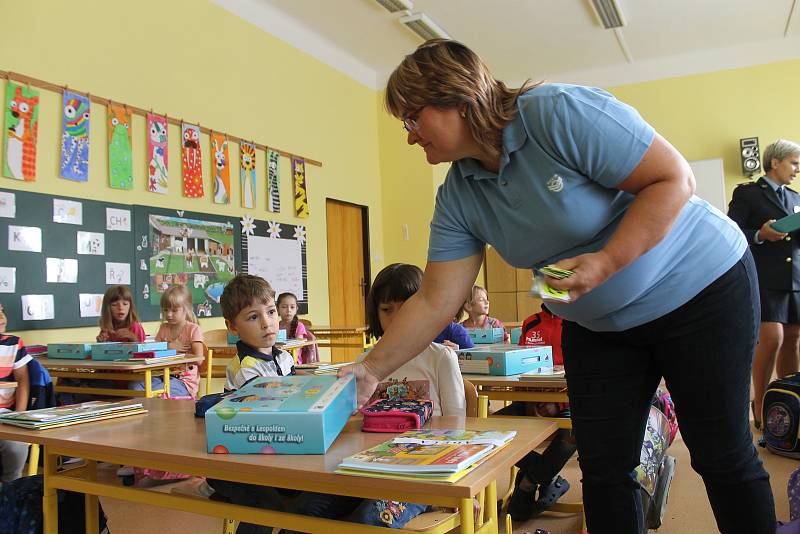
[460,284,510,343]
[292,263,465,530]
[277,291,318,364]
[132,284,204,398]
[96,285,146,343]
[0,302,31,482]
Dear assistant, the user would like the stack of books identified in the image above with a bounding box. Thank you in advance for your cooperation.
[111,350,184,365]
[295,362,353,375]
[337,429,516,483]
[518,365,565,381]
[0,400,147,430]
[277,339,310,350]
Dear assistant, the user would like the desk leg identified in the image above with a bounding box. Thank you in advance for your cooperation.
[144,369,153,398]
[84,460,99,534]
[485,480,498,531]
[459,497,475,534]
[163,367,170,397]
[43,448,58,534]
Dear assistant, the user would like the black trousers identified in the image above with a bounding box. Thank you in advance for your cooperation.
[562,250,775,534]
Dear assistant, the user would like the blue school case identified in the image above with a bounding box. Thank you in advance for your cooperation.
[47,343,92,359]
[90,341,168,361]
[466,327,505,344]
[456,345,553,375]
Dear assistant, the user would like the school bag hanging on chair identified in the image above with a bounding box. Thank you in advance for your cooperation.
[762,372,800,458]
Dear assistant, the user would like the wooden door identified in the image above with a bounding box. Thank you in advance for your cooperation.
[326,199,369,362]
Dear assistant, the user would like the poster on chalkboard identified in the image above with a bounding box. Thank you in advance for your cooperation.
[240,217,308,315]
[133,206,240,321]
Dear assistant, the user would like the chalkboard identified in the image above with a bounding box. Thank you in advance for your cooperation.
[240,217,308,314]
[0,188,134,330]
[133,206,240,322]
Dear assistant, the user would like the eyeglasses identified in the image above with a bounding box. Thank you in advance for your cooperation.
[402,108,423,133]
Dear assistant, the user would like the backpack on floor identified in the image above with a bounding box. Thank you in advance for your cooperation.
[763,373,800,458]
[0,474,108,534]
[636,405,677,530]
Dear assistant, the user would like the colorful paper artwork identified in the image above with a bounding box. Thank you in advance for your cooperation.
[59,90,91,182]
[240,142,257,209]
[147,113,168,194]
[267,150,280,213]
[292,157,308,218]
[181,123,204,198]
[107,104,133,190]
[3,83,40,181]
[211,133,231,204]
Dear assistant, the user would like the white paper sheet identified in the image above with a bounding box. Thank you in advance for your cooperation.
[46,258,78,283]
[53,199,83,225]
[0,192,15,218]
[8,226,42,253]
[77,231,105,255]
[79,293,103,318]
[21,295,54,320]
[106,207,131,232]
[0,267,16,293]
[105,262,130,285]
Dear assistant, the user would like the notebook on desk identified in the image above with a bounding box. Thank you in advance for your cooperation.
[518,365,565,381]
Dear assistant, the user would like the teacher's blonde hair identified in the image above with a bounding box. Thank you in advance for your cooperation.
[385,39,542,158]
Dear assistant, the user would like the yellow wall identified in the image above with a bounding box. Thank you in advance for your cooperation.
[608,58,800,200]
[0,0,385,343]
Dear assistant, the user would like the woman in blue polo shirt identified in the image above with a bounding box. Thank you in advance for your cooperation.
[343,40,775,533]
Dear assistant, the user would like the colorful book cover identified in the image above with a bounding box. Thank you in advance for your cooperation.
[181,123,204,198]
[292,157,308,218]
[267,149,280,212]
[339,441,494,473]
[392,429,516,447]
[59,90,91,182]
[147,113,168,194]
[107,104,133,190]
[240,141,256,209]
[3,83,39,181]
[211,133,230,204]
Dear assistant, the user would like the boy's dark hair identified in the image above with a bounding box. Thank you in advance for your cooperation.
[220,274,275,321]
[277,292,299,337]
[365,263,422,338]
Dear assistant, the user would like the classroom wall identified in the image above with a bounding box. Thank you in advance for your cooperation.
[608,58,800,200]
[0,0,386,343]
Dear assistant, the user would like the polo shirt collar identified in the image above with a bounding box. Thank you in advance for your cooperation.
[455,112,527,181]
[236,340,281,362]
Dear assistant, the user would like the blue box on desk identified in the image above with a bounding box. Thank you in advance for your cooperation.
[90,341,168,361]
[457,345,553,375]
[227,329,285,345]
[48,343,93,359]
[510,327,522,344]
[466,327,505,344]
[205,374,355,454]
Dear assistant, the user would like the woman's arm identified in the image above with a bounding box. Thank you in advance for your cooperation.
[12,364,29,412]
[549,134,695,299]
[341,253,483,407]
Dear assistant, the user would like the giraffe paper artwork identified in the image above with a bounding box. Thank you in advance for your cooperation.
[292,157,308,218]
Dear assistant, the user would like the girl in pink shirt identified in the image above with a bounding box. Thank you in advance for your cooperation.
[97,285,146,343]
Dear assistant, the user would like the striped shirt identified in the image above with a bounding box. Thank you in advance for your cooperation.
[0,334,31,410]
[225,341,295,391]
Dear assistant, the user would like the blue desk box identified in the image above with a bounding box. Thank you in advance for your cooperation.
[48,343,93,359]
[90,341,168,361]
[510,327,522,344]
[205,374,356,454]
[467,327,505,344]
[227,329,285,345]
[457,345,553,375]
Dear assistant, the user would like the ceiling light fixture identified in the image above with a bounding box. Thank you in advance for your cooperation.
[589,0,627,29]
[399,12,450,41]
[371,0,413,13]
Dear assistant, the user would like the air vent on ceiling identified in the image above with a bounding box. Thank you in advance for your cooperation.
[399,12,450,41]
[371,0,413,13]
[589,0,627,29]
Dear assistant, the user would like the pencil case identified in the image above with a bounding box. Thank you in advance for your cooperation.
[360,398,433,432]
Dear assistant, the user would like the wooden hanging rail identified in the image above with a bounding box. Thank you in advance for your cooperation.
[0,69,322,168]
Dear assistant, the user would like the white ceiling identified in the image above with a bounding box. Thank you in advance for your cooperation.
[215,0,800,90]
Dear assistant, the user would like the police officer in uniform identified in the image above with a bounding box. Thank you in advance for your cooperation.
[728,139,800,429]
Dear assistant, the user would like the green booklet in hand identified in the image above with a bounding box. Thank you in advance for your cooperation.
[771,212,800,233]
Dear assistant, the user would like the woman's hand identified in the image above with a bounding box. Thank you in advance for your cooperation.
[337,362,380,410]
[547,251,616,301]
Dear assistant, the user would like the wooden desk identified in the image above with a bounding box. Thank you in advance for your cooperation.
[0,398,556,534]
[207,339,318,362]
[309,325,373,362]
[38,356,203,398]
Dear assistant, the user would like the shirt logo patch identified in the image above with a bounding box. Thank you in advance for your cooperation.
[547,174,564,192]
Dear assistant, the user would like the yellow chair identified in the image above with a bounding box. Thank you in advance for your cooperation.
[201,328,234,396]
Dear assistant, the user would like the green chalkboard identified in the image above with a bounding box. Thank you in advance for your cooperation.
[0,188,135,330]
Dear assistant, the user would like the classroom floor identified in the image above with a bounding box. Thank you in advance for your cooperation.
[95,415,792,534]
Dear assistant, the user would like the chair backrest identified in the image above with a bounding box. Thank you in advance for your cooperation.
[463,378,488,418]
[299,318,312,328]
[200,328,233,395]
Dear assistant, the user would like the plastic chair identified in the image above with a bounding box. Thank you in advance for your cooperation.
[26,358,54,476]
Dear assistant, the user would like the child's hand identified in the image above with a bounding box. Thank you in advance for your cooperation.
[97,330,110,342]
[114,328,138,342]
[441,340,459,351]
[168,341,192,353]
